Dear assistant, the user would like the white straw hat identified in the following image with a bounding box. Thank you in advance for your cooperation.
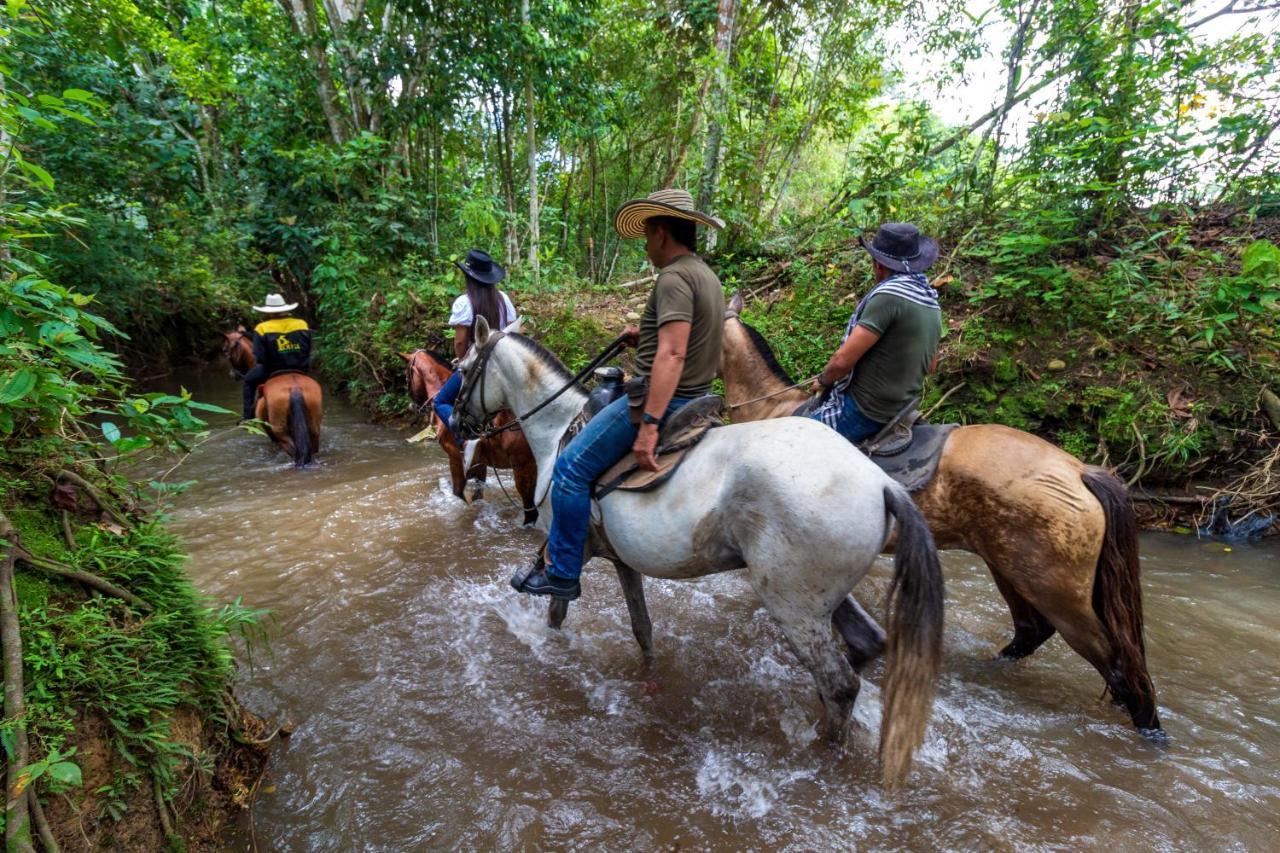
[252,293,298,314]
[613,188,724,239]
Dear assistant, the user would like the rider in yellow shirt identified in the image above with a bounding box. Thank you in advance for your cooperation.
[241,293,312,421]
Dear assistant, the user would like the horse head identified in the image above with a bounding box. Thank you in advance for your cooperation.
[401,350,453,409]
[222,326,254,375]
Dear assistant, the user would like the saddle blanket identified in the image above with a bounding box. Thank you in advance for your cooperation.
[865,423,956,492]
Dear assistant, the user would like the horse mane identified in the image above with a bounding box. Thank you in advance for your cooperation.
[738,321,796,386]
[507,334,576,384]
[413,349,453,371]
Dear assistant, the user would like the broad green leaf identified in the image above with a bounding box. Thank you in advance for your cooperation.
[101,421,121,444]
[48,760,82,787]
[0,369,37,403]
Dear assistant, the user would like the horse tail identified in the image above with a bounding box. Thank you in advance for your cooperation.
[289,388,312,467]
[879,484,945,787]
[1081,467,1160,732]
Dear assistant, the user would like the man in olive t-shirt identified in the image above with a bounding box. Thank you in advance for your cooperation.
[810,222,943,443]
[512,188,725,602]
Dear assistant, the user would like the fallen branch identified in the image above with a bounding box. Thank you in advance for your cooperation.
[15,551,151,613]
[60,511,76,552]
[618,273,656,289]
[1130,491,1209,505]
[923,382,966,421]
[153,773,175,841]
[29,788,58,853]
[0,509,36,853]
[55,469,132,531]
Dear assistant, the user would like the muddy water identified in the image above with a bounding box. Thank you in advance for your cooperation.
[152,369,1280,851]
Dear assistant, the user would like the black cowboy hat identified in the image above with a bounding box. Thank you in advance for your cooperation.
[455,249,506,286]
[859,223,939,274]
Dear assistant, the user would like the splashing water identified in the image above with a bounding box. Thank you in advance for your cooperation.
[149,370,1280,850]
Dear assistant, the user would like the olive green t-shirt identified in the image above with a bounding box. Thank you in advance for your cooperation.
[632,253,724,397]
[847,294,943,422]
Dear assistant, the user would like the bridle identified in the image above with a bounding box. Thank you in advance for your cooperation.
[452,331,628,441]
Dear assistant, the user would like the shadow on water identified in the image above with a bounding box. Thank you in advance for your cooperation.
[149,368,1280,851]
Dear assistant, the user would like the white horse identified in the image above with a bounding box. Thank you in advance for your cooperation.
[451,316,945,785]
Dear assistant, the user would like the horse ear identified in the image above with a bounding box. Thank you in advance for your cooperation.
[729,291,745,314]
[502,316,523,334]
[399,352,414,363]
[474,314,491,345]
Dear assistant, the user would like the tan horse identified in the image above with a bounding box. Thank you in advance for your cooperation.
[721,292,1161,737]
[222,325,255,377]
[255,372,322,467]
[402,350,540,526]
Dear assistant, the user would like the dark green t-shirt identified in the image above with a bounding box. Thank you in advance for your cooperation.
[847,294,943,422]
[632,253,724,397]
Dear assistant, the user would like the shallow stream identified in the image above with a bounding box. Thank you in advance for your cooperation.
[153,369,1279,851]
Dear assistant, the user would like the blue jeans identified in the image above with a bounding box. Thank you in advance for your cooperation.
[546,393,693,580]
[433,370,463,431]
[809,391,885,444]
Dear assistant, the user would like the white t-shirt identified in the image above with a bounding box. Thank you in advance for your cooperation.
[449,291,517,329]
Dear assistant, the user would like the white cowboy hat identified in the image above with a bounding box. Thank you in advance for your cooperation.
[252,293,298,314]
[613,188,724,239]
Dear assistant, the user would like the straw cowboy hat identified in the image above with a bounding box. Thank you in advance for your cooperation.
[859,222,939,274]
[455,248,506,285]
[252,293,298,313]
[613,188,725,239]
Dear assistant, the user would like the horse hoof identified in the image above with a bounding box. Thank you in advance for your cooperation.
[522,510,539,527]
[1139,726,1170,747]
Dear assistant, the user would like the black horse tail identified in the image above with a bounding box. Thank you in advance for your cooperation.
[289,388,312,467]
[879,484,945,787]
[1082,467,1161,732]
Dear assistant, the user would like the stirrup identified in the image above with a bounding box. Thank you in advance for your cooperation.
[859,397,920,456]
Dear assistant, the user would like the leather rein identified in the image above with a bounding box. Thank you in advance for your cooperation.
[453,332,628,441]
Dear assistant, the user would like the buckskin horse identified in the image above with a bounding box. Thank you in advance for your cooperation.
[402,349,540,526]
[720,291,1161,738]
[222,325,255,377]
[254,371,322,467]
[450,315,945,785]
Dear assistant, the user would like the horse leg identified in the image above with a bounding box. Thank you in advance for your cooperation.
[444,445,467,500]
[990,570,1056,660]
[832,596,885,673]
[613,561,654,665]
[754,582,859,744]
[513,461,539,527]
[1024,576,1161,734]
[547,598,569,630]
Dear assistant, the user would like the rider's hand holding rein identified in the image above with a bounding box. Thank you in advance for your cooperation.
[633,319,691,471]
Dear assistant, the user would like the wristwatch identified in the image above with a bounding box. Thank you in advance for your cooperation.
[641,412,662,426]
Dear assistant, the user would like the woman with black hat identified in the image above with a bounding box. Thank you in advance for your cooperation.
[432,249,518,432]
[807,222,943,444]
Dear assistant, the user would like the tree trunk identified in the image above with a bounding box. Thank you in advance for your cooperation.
[662,72,712,188]
[697,0,738,250]
[278,0,348,145]
[522,0,540,283]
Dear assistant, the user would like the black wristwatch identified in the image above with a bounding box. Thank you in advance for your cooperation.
[641,412,662,426]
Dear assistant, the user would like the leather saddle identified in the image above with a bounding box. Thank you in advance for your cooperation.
[794,393,955,493]
[592,395,725,499]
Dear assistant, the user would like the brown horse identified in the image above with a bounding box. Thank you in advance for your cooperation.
[255,372,322,467]
[222,325,255,377]
[721,292,1161,737]
[402,350,539,526]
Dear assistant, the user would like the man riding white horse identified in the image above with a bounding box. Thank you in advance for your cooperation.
[514,188,726,602]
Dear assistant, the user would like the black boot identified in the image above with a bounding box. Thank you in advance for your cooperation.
[510,550,580,601]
